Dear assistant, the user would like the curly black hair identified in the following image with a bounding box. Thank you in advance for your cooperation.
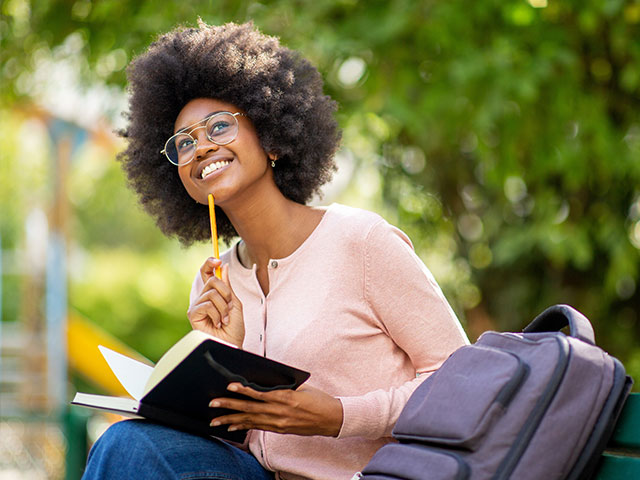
[118,20,341,245]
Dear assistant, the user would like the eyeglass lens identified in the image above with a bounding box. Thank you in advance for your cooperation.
[164,113,239,165]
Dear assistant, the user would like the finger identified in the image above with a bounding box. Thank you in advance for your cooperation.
[214,415,294,435]
[209,396,281,414]
[224,383,268,402]
[199,257,214,283]
[210,411,267,426]
[198,289,230,323]
[200,257,222,284]
[188,301,223,328]
[210,412,285,431]
[203,275,233,304]
[227,383,294,404]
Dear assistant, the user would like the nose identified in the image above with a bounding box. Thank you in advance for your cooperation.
[193,128,220,160]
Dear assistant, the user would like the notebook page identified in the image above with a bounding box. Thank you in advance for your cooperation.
[98,346,154,401]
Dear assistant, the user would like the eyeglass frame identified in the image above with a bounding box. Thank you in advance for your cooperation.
[160,111,246,166]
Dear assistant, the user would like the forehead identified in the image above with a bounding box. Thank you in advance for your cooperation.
[173,98,241,133]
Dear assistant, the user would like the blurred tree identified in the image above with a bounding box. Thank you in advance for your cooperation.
[1,0,639,381]
[358,0,640,356]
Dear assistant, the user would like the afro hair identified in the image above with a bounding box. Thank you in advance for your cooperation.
[118,21,341,245]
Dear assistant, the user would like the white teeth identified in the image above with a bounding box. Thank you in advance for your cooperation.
[201,160,231,179]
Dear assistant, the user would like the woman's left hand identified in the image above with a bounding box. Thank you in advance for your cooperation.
[209,383,343,437]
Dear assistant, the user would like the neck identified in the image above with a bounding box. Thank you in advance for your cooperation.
[222,188,322,268]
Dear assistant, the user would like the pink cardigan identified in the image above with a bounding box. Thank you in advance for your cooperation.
[190,203,468,479]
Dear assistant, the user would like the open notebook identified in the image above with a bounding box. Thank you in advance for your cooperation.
[72,330,310,442]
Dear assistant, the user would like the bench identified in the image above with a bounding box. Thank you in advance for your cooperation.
[596,392,640,479]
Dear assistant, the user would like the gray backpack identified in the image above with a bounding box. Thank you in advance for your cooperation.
[358,305,632,480]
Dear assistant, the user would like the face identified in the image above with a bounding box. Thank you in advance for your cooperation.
[174,98,273,206]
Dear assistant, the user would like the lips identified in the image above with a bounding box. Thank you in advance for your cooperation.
[200,160,232,178]
[195,155,234,179]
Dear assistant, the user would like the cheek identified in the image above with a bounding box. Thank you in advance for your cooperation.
[237,127,268,158]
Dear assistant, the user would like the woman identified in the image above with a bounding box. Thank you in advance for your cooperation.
[83,21,468,480]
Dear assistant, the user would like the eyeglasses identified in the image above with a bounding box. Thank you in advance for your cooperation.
[161,112,245,166]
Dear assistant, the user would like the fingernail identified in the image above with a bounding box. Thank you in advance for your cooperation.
[222,316,229,325]
[228,426,238,432]
[210,420,221,427]
[209,400,220,408]
[228,384,238,392]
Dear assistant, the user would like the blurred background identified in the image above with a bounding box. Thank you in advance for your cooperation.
[1,0,639,478]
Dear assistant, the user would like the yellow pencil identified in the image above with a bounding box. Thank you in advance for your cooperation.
[208,193,222,279]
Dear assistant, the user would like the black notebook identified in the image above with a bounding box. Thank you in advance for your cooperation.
[71,330,310,443]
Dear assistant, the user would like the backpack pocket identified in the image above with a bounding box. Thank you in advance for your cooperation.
[360,442,470,480]
[393,345,527,450]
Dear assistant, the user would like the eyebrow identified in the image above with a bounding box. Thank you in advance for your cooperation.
[175,111,225,134]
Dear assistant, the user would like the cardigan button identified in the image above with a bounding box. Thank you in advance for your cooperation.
[270,260,278,268]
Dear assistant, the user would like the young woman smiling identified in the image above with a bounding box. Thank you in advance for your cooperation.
[82,21,468,480]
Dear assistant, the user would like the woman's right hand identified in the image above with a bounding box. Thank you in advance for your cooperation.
[187,257,245,348]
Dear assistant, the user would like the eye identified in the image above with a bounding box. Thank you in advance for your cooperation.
[209,120,231,136]
[176,136,195,151]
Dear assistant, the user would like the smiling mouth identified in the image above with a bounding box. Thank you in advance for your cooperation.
[200,160,231,179]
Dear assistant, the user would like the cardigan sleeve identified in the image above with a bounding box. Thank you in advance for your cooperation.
[337,220,469,439]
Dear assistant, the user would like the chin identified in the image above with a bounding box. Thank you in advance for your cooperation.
[182,187,208,205]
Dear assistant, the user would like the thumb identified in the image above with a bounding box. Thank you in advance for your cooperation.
[201,256,222,283]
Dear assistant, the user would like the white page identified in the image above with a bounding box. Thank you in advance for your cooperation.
[72,392,141,414]
[98,346,154,401]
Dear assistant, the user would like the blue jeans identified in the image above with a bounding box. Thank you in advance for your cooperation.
[82,419,275,480]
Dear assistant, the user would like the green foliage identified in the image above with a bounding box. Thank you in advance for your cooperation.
[367,0,640,382]
[1,0,639,383]
[70,247,200,360]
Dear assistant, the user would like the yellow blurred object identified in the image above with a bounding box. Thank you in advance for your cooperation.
[527,0,547,8]
[67,313,152,396]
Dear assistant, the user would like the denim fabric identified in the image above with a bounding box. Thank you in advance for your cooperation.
[82,420,275,480]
